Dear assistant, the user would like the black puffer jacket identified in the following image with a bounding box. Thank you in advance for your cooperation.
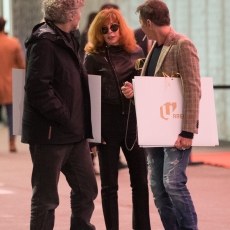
[85,45,144,114]
[21,21,93,144]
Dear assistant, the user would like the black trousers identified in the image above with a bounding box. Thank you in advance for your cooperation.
[29,139,98,230]
[98,103,151,230]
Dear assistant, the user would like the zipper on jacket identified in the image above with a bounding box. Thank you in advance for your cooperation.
[105,47,125,114]
[48,126,52,139]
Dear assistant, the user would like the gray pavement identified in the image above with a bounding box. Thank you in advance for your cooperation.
[0,124,230,230]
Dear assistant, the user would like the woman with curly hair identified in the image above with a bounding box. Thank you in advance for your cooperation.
[84,8,151,230]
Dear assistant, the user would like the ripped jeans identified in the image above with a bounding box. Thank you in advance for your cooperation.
[145,147,198,230]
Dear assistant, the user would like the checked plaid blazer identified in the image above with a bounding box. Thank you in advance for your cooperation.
[141,28,201,134]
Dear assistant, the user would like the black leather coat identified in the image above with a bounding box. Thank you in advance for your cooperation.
[85,45,144,115]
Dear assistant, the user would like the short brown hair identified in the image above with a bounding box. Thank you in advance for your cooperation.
[85,9,136,54]
[136,0,170,26]
[100,3,119,10]
[0,16,6,31]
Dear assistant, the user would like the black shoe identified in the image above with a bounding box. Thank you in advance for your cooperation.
[118,161,128,170]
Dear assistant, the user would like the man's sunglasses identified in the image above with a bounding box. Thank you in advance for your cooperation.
[101,24,119,34]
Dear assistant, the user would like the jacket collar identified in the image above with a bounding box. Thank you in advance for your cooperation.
[25,20,78,52]
[141,27,177,76]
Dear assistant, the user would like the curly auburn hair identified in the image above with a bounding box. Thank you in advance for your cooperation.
[85,9,137,54]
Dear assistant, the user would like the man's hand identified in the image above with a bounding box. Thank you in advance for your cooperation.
[121,81,134,99]
[91,146,98,157]
[174,136,192,150]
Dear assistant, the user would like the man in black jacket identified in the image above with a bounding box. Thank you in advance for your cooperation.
[22,0,98,229]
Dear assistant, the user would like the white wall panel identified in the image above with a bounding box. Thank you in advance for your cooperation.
[164,0,230,141]
[8,0,230,141]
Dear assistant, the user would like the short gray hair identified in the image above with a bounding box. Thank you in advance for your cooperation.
[42,0,84,24]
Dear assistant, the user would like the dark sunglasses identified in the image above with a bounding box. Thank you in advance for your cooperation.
[101,24,119,34]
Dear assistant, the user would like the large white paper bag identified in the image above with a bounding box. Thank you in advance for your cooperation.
[87,75,101,143]
[12,69,101,143]
[12,69,25,136]
[195,78,218,146]
[133,76,218,147]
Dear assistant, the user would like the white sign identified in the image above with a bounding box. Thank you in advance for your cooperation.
[12,69,25,136]
[133,76,218,147]
[12,69,101,143]
[88,75,101,143]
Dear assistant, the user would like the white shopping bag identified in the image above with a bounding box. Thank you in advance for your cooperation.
[133,76,218,147]
[87,75,101,143]
[12,69,101,143]
[12,69,25,136]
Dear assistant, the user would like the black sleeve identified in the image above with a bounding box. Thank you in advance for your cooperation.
[179,131,194,139]
[84,53,97,74]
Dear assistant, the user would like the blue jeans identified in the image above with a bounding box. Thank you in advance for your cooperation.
[5,104,13,138]
[145,147,198,230]
[29,139,98,230]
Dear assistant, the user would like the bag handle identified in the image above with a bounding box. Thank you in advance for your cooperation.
[162,72,184,96]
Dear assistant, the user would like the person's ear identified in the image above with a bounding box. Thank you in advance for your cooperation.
[69,12,74,21]
[146,19,151,27]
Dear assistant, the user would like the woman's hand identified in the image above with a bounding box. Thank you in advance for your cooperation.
[91,146,98,157]
[121,81,134,99]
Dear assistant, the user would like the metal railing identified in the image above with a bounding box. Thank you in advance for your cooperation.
[214,85,230,89]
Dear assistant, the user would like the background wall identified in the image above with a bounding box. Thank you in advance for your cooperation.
[164,0,230,141]
[0,1,2,15]
[1,0,229,141]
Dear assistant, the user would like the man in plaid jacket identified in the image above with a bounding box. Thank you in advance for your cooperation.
[122,1,201,229]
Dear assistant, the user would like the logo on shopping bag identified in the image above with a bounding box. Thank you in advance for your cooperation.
[160,102,183,120]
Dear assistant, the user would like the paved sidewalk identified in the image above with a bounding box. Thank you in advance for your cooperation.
[0,124,230,229]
